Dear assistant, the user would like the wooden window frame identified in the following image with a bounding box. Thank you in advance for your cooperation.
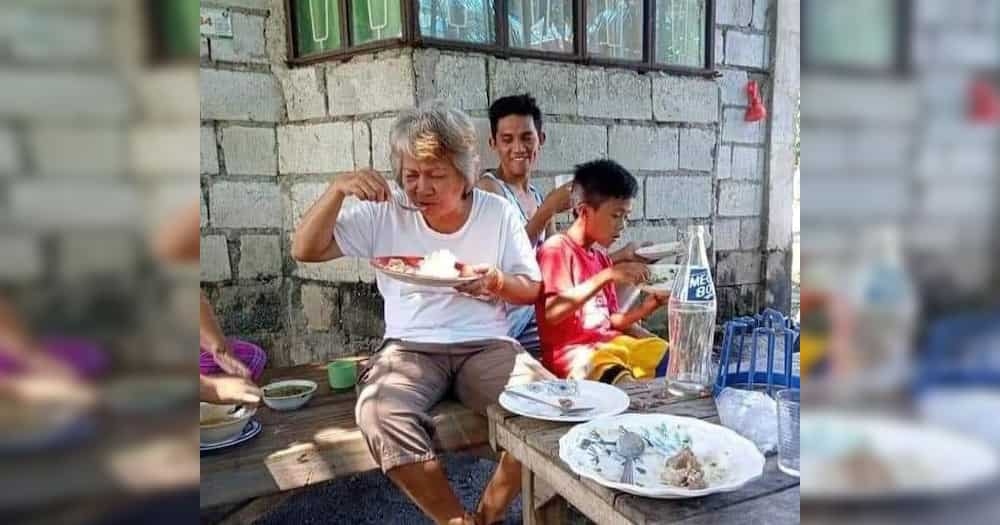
[286,0,718,77]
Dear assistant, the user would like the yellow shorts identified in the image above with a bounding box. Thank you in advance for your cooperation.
[583,336,668,383]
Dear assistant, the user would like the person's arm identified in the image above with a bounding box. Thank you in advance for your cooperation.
[525,183,572,243]
[153,202,201,263]
[456,268,541,305]
[292,170,389,262]
[480,178,571,245]
[609,291,669,331]
[200,291,252,379]
[543,268,614,325]
[0,299,76,378]
[200,375,262,405]
[544,219,557,239]
[0,299,37,355]
[543,263,649,325]
[609,241,655,264]
[200,290,227,354]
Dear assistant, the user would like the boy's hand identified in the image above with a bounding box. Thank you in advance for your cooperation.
[454,264,503,300]
[608,262,649,285]
[643,289,671,309]
[332,170,392,202]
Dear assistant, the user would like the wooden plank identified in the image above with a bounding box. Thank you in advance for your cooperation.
[532,474,568,525]
[521,463,537,525]
[494,387,801,525]
[494,423,632,525]
[614,455,800,525]
[669,486,799,525]
[202,364,491,509]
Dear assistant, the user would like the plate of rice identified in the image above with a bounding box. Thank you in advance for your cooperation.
[370,250,484,287]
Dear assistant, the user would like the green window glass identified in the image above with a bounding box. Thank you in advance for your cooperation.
[418,0,496,44]
[294,0,343,57]
[655,0,706,67]
[157,0,200,60]
[587,0,644,61]
[508,0,574,53]
[351,0,403,45]
[804,0,896,69]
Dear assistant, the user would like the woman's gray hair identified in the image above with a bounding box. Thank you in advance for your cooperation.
[389,101,480,194]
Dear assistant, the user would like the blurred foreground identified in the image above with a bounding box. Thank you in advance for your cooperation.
[801,0,999,522]
[0,1,200,523]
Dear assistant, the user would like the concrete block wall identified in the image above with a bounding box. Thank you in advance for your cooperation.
[0,2,199,368]
[201,0,782,365]
[802,0,998,309]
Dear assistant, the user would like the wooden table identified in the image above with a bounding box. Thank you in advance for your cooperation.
[201,362,493,510]
[487,379,800,525]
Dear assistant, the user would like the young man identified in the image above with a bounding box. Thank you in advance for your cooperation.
[478,94,651,355]
[536,159,669,385]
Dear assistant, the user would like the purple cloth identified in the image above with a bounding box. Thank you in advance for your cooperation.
[199,339,266,382]
[0,338,107,379]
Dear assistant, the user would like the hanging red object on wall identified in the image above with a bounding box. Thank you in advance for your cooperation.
[745,80,767,122]
[969,79,1000,123]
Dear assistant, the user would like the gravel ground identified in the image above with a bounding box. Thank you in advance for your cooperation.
[254,454,524,525]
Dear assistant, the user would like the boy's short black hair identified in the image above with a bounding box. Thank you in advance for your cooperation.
[488,94,543,137]
[573,159,638,210]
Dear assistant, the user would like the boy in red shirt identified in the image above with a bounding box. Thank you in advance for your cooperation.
[535,159,669,384]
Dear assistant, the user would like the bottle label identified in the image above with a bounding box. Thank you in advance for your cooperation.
[686,267,715,302]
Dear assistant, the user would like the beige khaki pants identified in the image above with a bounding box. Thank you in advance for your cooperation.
[355,338,551,472]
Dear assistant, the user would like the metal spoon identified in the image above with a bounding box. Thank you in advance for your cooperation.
[503,389,595,414]
[616,427,646,485]
[389,185,420,212]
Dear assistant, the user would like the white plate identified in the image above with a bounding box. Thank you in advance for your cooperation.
[499,380,630,422]
[918,388,1000,448]
[370,256,483,288]
[636,242,683,262]
[200,420,262,452]
[801,412,1000,502]
[559,413,765,498]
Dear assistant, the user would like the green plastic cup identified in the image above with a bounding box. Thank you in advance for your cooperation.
[328,359,358,391]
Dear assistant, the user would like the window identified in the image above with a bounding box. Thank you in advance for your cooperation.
[419,0,496,44]
[294,0,344,55]
[149,0,201,62]
[803,0,908,73]
[510,0,575,53]
[586,0,643,61]
[287,0,716,74]
[655,0,707,67]
[351,0,404,45]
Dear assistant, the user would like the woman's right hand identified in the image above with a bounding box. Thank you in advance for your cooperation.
[607,262,650,285]
[333,170,392,202]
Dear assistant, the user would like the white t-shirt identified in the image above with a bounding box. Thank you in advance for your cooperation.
[333,189,542,343]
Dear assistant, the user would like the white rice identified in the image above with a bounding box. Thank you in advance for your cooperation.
[417,249,460,278]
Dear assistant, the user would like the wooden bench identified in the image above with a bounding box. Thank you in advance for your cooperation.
[200,361,493,510]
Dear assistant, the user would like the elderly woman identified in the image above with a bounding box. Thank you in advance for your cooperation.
[292,102,548,525]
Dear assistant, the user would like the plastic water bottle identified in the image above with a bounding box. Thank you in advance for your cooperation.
[847,227,918,395]
[666,225,717,396]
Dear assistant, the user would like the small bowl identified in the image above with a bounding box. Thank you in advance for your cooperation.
[261,379,318,411]
[200,403,256,444]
